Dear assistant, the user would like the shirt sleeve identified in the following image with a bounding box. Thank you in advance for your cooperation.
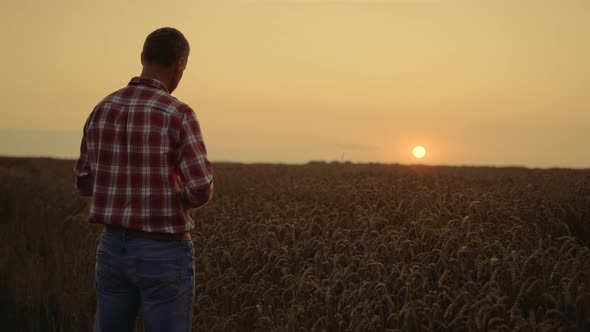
[74,121,92,197]
[178,110,213,208]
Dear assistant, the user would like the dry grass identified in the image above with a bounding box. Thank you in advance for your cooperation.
[1,157,589,331]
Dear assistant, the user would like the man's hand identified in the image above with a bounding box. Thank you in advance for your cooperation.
[183,180,214,209]
[75,174,93,197]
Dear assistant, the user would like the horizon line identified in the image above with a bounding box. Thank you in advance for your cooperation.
[1,154,588,171]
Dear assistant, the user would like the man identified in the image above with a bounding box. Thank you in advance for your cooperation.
[74,27,213,332]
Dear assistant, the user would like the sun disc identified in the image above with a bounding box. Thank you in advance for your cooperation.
[413,146,426,158]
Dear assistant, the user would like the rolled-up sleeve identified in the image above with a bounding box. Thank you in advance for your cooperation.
[178,110,213,208]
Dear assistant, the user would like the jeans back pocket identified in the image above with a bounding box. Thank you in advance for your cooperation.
[96,251,128,294]
[136,257,181,302]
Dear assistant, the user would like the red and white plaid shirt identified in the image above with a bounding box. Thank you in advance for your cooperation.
[74,76,213,233]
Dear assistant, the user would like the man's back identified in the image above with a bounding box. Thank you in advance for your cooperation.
[76,27,210,332]
[75,76,212,233]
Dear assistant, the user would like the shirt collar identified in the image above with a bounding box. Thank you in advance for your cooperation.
[128,76,169,93]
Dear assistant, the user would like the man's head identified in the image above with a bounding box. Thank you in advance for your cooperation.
[141,27,190,93]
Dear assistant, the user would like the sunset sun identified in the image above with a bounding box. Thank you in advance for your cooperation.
[413,146,426,159]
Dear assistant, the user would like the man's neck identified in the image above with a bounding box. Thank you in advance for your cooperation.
[140,67,172,92]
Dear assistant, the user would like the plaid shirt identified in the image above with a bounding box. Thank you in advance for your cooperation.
[74,76,213,233]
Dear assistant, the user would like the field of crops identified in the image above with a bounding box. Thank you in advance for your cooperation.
[1,157,589,331]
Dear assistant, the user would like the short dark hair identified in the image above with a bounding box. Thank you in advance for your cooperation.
[142,27,190,67]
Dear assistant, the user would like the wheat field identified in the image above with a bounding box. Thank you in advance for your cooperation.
[1,157,589,331]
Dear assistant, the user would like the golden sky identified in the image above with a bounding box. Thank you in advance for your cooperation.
[1,0,589,167]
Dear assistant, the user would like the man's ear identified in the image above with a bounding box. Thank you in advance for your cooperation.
[176,57,186,72]
[140,52,144,65]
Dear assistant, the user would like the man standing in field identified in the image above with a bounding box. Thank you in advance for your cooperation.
[74,27,213,332]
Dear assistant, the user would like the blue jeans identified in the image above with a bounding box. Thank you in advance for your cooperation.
[93,232,195,332]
